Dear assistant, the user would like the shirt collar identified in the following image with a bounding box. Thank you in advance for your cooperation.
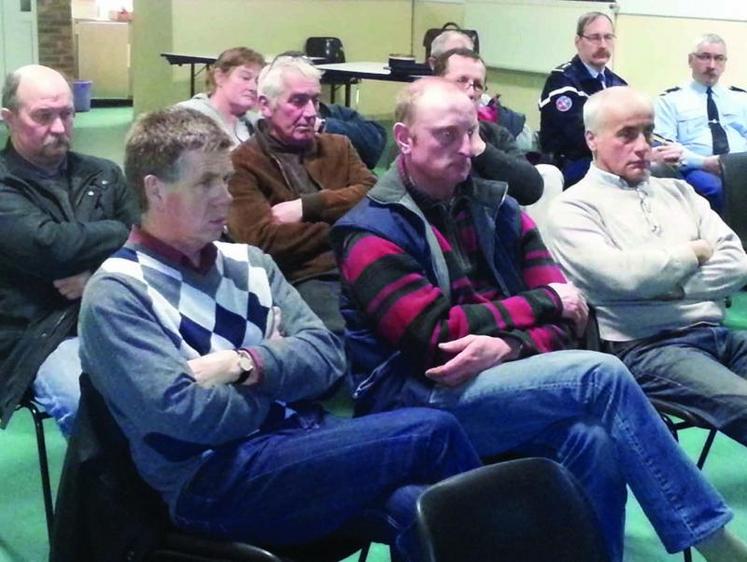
[581,60,606,80]
[586,162,648,190]
[128,225,218,274]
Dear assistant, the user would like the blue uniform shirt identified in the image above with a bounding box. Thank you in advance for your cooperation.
[655,80,747,168]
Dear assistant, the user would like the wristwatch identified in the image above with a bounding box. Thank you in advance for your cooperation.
[234,349,254,385]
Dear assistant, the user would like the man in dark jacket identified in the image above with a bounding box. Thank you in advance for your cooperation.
[539,11,626,187]
[0,64,138,435]
[432,48,544,206]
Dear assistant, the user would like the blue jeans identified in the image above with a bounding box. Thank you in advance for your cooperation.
[682,169,724,212]
[172,407,481,561]
[32,336,81,437]
[427,349,731,562]
[613,325,747,447]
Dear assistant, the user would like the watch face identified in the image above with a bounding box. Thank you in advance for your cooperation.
[238,352,254,372]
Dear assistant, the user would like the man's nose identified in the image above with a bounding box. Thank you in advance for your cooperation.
[49,115,66,134]
[302,100,317,118]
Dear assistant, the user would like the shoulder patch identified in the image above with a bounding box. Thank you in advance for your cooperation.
[660,86,681,96]
[555,95,573,112]
[729,86,747,93]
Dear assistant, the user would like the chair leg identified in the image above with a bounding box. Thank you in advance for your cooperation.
[357,542,370,562]
[684,546,692,562]
[696,428,718,470]
[25,402,55,542]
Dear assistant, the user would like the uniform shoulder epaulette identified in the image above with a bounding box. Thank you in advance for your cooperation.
[729,86,747,93]
[555,61,571,71]
[660,86,681,96]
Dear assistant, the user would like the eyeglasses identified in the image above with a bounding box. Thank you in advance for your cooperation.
[269,51,314,69]
[692,52,727,63]
[454,76,486,94]
[580,33,616,44]
[636,187,661,235]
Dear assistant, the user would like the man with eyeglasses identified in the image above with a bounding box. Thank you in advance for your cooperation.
[227,56,375,335]
[546,86,747,458]
[433,48,543,206]
[0,64,138,435]
[539,11,626,187]
[655,34,747,211]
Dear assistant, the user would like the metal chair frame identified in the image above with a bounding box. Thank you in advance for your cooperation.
[15,397,55,543]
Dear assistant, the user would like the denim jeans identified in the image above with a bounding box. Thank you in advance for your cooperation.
[32,336,81,437]
[683,169,724,212]
[172,407,481,562]
[427,349,731,562]
[614,325,747,447]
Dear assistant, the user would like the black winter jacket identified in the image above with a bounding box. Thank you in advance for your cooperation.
[0,144,138,427]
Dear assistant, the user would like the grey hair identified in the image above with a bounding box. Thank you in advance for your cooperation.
[2,70,22,112]
[583,86,652,134]
[430,30,474,59]
[258,56,321,106]
[692,33,726,54]
[576,11,613,37]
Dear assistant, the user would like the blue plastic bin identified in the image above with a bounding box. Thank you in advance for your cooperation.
[72,80,93,112]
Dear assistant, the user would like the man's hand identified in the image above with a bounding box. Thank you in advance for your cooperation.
[425,335,520,387]
[702,156,722,176]
[188,350,242,388]
[690,239,714,265]
[651,143,684,166]
[548,282,589,337]
[271,200,303,224]
[53,270,92,300]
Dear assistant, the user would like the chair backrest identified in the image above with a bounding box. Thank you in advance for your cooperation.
[305,37,346,64]
[416,458,609,562]
[720,152,747,249]
[422,22,480,59]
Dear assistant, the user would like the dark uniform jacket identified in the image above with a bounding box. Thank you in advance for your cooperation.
[0,144,138,427]
[539,55,627,161]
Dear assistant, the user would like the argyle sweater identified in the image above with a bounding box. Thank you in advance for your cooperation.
[80,237,344,509]
[101,241,276,359]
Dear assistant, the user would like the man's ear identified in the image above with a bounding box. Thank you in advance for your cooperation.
[393,122,412,155]
[258,95,273,119]
[1,107,15,127]
[585,130,597,153]
[143,174,166,210]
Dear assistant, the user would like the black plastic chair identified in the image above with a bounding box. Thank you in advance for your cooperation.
[305,37,359,105]
[416,458,609,562]
[14,396,55,543]
[51,373,370,562]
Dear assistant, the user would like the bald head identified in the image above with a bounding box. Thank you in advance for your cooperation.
[395,76,474,127]
[1,65,74,171]
[2,65,71,112]
[584,86,653,135]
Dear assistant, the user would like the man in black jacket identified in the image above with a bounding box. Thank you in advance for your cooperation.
[0,64,138,435]
[538,11,627,187]
[432,48,545,206]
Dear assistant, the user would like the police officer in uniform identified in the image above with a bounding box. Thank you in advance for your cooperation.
[655,33,747,212]
[539,11,626,187]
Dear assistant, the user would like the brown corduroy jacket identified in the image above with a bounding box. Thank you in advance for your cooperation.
[228,132,376,283]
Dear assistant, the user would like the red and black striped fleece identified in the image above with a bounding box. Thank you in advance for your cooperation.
[339,208,575,370]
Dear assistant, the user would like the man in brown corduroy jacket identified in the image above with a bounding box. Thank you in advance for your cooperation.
[228,55,375,335]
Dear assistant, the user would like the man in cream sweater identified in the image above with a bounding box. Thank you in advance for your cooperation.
[547,85,747,448]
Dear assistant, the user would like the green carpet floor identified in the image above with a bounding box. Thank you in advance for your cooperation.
[2,107,747,561]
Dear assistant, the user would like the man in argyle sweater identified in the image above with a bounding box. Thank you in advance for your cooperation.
[331,78,747,562]
[76,107,481,559]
